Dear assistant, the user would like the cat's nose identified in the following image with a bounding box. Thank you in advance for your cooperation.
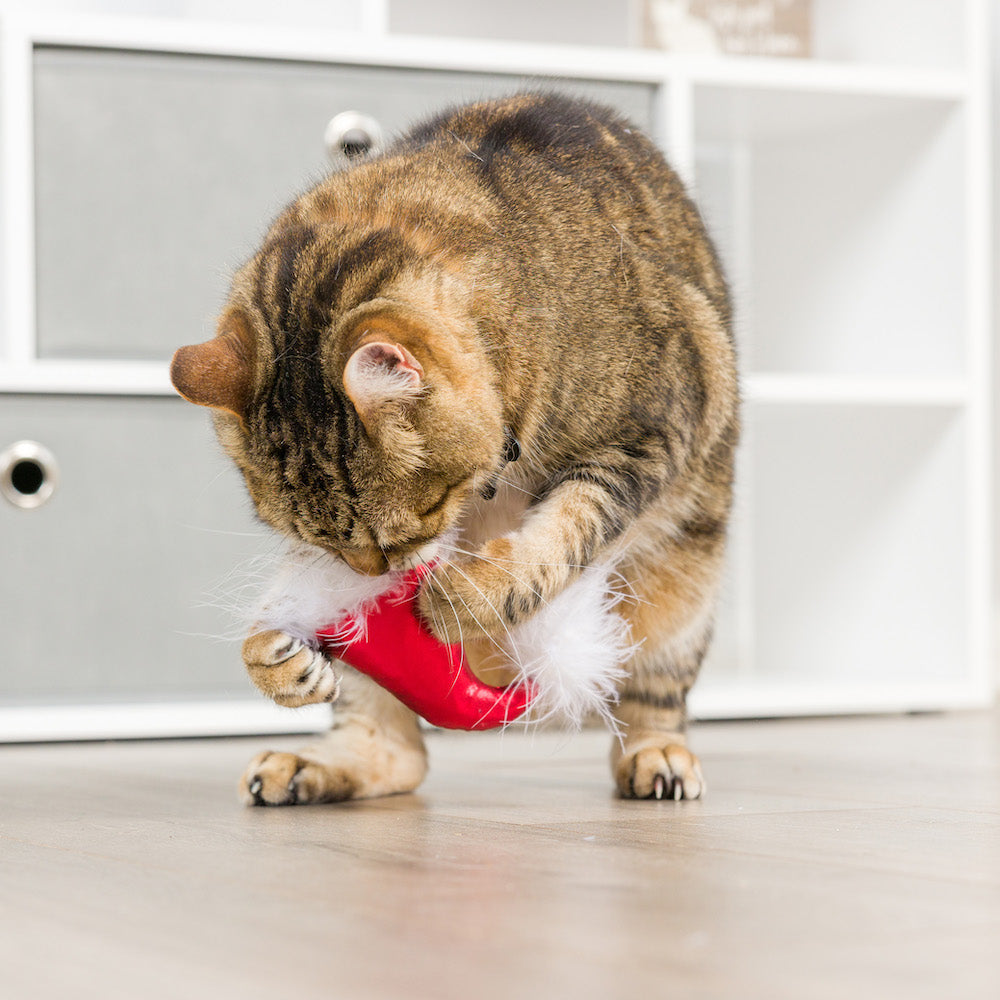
[341,547,389,577]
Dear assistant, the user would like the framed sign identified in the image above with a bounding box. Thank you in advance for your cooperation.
[642,0,811,57]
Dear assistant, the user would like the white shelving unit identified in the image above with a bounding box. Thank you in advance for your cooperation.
[685,3,993,718]
[0,1,992,739]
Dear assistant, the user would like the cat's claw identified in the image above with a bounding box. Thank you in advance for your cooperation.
[651,774,684,800]
[617,742,704,801]
[271,636,303,662]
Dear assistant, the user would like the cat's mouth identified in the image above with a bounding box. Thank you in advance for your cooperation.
[336,538,444,577]
[387,539,443,573]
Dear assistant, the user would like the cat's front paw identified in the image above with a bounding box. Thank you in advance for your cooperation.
[239,751,357,806]
[238,722,429,807]
[615,742,705,800]
[417,564,498,644]
[418,546,539,644]
[241,630,340,707]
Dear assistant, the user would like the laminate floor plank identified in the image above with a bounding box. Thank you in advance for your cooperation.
[1,710,997,999]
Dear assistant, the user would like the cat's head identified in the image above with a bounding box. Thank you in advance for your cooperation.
[170,272,505,576]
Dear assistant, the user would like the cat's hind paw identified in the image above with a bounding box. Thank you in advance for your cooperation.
[615,742,705,801]
[241,630,340,708]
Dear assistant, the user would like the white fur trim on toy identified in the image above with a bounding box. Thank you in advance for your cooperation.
[498,561,634,731]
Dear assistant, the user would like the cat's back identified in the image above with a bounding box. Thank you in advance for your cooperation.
[399,90,653,178]
[296,95,704,249]
[401,93,726,321]
[393,91,689,240]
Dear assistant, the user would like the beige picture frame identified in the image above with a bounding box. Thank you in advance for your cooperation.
[642,0,811,58]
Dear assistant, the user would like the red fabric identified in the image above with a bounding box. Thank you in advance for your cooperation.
[315,567,532,730]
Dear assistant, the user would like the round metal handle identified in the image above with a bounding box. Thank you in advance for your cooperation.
[324,111,384,162]
[1,440,59,510]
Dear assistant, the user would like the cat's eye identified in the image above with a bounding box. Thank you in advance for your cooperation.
[418,486,452,519]
[324,111,384,162]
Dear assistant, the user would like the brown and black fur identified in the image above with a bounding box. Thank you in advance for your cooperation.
[171,92,740,803]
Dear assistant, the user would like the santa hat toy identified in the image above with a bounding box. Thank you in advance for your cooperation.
[252,543,634,731]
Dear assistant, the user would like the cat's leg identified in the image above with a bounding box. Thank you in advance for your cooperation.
[611,650,707,801]
[421,458,663,644]
[611,523,725,800]
[237,651,427,806]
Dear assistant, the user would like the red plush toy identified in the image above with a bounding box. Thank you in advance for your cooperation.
[315,566,534,730]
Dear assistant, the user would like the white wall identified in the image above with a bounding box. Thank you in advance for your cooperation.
[0,0,638,43]
[992,0,1000,685]
[388,0,634,47]
[0,0,369,30]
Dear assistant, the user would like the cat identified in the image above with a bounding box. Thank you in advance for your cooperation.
[170,91,740,804]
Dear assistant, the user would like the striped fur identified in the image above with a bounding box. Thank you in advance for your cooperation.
[171,93,740,803]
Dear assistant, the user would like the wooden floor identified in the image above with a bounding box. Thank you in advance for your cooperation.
[1,708,998,1000]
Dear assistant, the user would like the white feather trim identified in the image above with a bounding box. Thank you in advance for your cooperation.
[501,562,633,733]
[252,542,407,645]
[249,543,633,732]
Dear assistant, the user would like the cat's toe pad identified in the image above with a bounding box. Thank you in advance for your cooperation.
[617,742,704,800]
[241,630,340,707]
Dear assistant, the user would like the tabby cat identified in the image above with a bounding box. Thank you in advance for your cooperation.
[171,92,739,804]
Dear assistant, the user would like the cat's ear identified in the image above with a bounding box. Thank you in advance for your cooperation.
[343,341,424,431]
[170,310,255,421]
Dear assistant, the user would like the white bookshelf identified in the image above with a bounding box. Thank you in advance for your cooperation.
[686,0,993,717]
[0,1,991,739]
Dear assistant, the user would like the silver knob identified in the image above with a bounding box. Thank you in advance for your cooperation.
[1,440,59,510]
[324,111,384,162]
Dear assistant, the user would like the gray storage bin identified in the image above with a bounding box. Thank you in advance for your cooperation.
[0,395,263,706]
[33,46,656,361]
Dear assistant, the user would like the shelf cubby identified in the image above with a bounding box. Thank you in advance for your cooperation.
[694,83,967,382]
[751,404,968,684]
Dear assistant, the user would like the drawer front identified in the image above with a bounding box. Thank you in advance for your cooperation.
[33,47,657,361]
[1,396,263,705]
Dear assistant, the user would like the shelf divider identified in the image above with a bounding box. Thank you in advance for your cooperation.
[746,373,969,407]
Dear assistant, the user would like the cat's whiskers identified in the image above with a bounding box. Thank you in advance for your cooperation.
[177,524,268,538]
[444,542,587,574]
[622,345,640,376]
[193,466,238,503]
[425,560,526,701]
[443,543,653,612]
[440,545,550,608]
[424,561,467,650]
[436,558,525,668]
[487,475,543,502]
[434,561,507,656]
[423,562,467,683]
